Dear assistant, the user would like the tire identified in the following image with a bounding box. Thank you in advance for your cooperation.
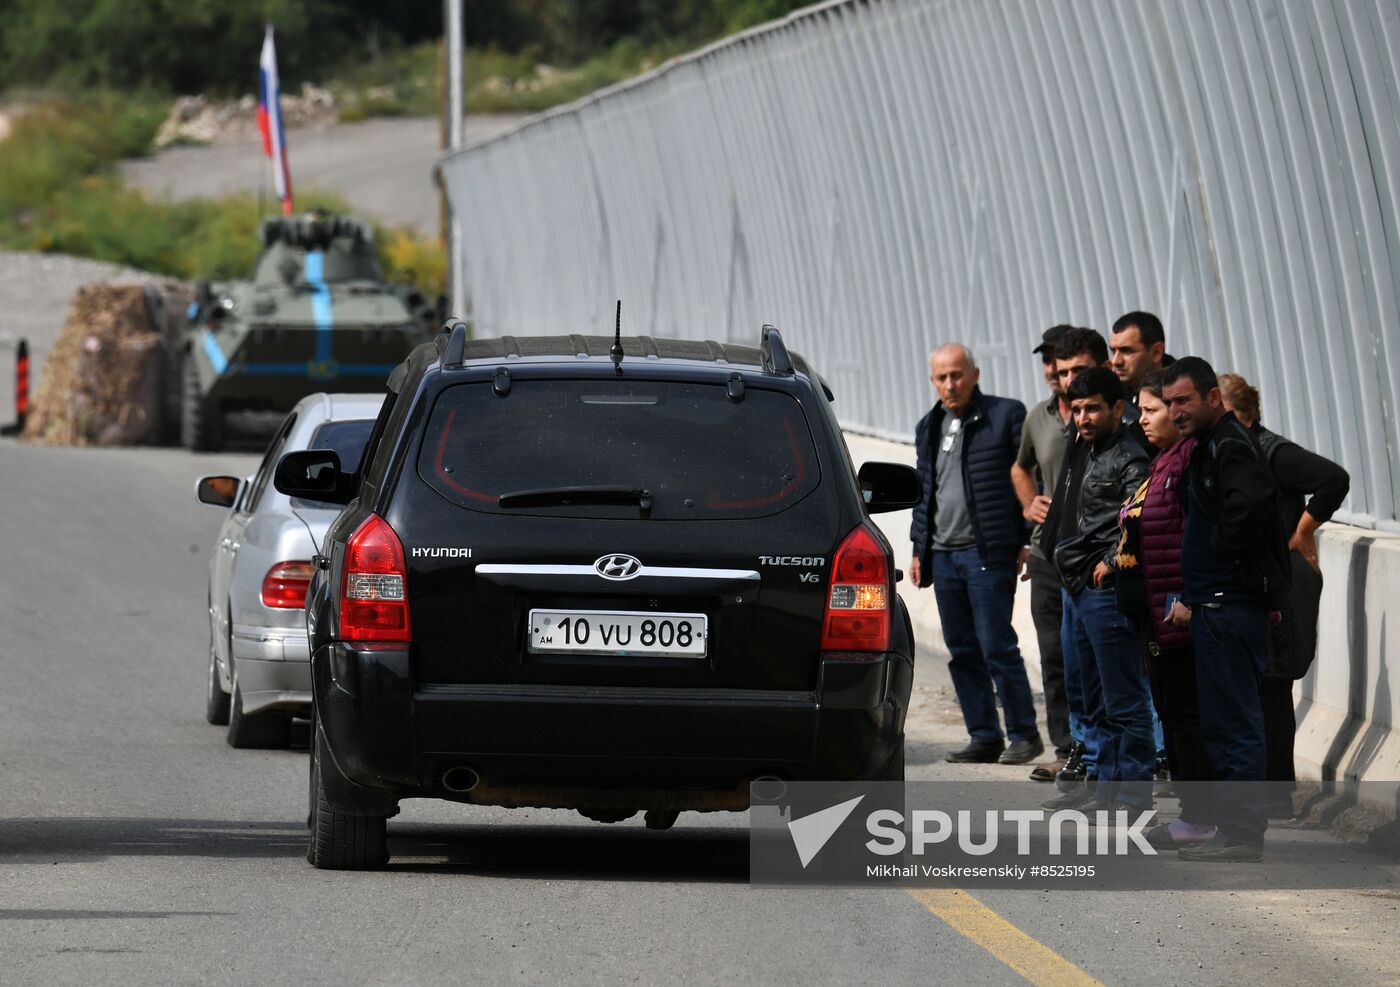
[181,353,222,451]
[204,619,230,726]
[306,707,318,830]
[226,661,292,749]
[307,724,389,870]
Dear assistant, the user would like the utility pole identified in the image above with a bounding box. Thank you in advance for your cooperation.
[443,0,466,320]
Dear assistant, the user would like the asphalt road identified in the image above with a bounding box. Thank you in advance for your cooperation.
[3,439,1400,985]
[120,116,525,237]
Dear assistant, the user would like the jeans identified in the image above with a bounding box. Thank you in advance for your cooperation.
[1059,589,1093,776]
[1028,554,1072,755]
[932,548,1039,745]
[1261,676,1298,818]
[1192,601,1271,843]
[1064,585,1156,807]
[1146,644,1215,827]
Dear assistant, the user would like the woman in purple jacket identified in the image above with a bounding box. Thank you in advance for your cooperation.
[1115,371,1216,847]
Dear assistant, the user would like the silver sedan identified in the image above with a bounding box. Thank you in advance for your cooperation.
[195,392,385,747]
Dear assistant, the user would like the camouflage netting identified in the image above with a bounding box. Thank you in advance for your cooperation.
[22,281,188,446]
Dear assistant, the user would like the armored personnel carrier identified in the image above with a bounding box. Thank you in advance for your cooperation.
[173,212,441,450]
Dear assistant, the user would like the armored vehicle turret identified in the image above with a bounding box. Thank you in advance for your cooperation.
[177,212,442,450]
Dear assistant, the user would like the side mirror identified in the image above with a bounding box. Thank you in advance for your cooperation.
[196,474,243,509]
[858,462,921,514]
[274,449,352,504]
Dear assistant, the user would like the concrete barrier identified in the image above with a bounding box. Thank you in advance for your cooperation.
[847,430,1400,821]
[1295,526,1400,821]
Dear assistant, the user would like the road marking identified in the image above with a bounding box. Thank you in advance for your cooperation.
[907,887,1102,986]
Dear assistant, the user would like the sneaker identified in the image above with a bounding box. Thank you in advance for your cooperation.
[1154,758,1176,799]
[1176,832,1263,863]
[944,741,1005,764]
[1055,744,1087,792]
[1041,787,1096,812]
[998,738,1045,765]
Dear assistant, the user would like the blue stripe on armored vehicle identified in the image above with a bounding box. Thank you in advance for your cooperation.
[178,211,443,451]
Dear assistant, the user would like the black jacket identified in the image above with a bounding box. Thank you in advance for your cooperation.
[1184,412,1291,604]
[1252,423,1350,531]
[1252,423,1349,679]
[1049,427,1151,595]
[911,388,1027,584]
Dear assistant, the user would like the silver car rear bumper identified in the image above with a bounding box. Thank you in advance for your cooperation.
[232,626,311,715]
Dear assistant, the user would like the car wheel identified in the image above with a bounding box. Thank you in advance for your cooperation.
[307,722,389,870]
[225,661,292,749]
[306,707,318,831]
[181,353,222,451]
[204,620,230,726]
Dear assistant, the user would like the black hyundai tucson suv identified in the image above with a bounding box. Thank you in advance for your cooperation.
[275,323,921,869]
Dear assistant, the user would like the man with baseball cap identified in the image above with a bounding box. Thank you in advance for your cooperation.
[1010,325,1077,780]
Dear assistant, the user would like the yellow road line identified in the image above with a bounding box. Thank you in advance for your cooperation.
[907,887,1103,986]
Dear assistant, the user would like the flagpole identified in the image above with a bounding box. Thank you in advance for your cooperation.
[445,0,465,319]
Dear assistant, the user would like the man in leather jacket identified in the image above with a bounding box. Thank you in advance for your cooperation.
[1041,367,1154,814]
[1163,357,1290,862]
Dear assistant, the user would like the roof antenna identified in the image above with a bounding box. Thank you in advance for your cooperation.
[610,299,624,375]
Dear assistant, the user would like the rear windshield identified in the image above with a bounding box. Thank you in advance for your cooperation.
[292,418,375,509]
[417,379,821,519]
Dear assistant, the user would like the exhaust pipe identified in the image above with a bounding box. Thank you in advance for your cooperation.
[749,775,787,803]
[441,766,481,794]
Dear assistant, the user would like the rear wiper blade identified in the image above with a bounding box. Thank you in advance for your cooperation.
[497,485,653,517]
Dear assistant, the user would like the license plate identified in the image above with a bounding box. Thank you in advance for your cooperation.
[527,609,708,658]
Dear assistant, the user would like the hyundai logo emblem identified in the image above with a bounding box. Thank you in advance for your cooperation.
[595,554,642,580]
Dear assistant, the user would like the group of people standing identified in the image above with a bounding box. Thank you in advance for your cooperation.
[911,313,1349,862]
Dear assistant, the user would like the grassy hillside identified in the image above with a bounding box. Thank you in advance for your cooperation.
[0,1,813,292]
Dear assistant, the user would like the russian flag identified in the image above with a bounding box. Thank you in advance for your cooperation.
[257,25,294,215]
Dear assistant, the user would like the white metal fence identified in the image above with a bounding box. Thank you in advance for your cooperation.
[440,0,1400,529]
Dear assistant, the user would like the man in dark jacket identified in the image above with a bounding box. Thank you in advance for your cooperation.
[1040,368,1154,814]
[1219,372,1350,817]
[911,344,1041,765]
[1109,311,1172,454]
[1163,357,1290,862]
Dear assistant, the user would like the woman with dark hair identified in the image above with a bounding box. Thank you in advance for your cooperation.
[1115,370,1216,846]
[1219,372,1350,817]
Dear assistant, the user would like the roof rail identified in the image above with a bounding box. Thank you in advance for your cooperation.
[440,320,469,367]
[760,324,793,375]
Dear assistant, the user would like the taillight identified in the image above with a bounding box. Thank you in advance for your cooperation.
[261,561,315,609]
[340,514,410,643]
[820,524,890,652]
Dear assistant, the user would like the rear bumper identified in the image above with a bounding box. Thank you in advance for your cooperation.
[231,626,311,715]
[314,643,912,811]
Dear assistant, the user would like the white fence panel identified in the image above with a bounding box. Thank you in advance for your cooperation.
[440,0,1400,529]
